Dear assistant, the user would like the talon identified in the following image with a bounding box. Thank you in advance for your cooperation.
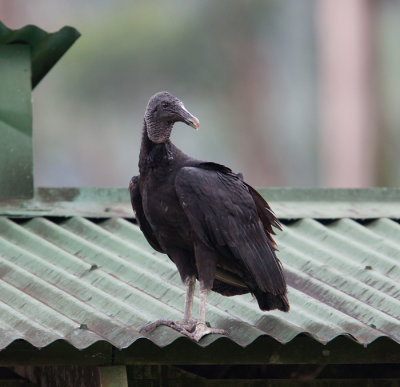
[139,320,227,342]
[139,319,174,334]
[190,322,228,342]
[139,319,198,335]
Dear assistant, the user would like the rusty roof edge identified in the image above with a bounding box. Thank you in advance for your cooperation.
[0,187,400,219]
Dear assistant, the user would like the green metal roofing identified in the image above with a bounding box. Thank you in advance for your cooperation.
[0,188,399,353]
[2,187,400,219]
[0,22,80,88]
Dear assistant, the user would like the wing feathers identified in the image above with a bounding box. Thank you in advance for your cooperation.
[175,166,287,296]
[129,176,164,253]
[246,184,281,249]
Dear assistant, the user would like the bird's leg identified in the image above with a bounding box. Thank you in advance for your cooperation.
[189,281,228,342]
[139,276,197,335]
[198,285,208,325]
[183,276,196,324]
[139,280,227,341]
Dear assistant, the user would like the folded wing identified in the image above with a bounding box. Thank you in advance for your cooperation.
[175,165,287,298]
[129,176,164,253]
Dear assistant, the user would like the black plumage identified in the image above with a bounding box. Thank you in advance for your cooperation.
[130,91,289,341]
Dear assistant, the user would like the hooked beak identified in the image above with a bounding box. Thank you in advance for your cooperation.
[176,105,200,130]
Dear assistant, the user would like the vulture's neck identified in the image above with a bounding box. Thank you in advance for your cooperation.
[139,120,174,173]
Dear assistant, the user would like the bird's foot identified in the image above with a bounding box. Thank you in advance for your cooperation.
[139,319,197,335]
[139,320,227,342]
[189,322,228,342]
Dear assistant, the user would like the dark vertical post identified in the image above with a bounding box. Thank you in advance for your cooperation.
[0,44,33,199]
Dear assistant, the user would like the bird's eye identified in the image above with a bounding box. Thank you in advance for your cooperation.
[162,102,169,109]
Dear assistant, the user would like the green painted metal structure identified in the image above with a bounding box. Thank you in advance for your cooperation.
[0,22,79,200]
[0,22,80,89]
[0,45,33,199]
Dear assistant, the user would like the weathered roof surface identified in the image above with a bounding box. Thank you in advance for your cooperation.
[0,188,399,352]
[2,187,400,219]
[0,22,80,88]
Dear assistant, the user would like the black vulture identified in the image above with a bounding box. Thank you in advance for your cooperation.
[130,91,289,341]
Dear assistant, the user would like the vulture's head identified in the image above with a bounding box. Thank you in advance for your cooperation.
[144,91,200,144]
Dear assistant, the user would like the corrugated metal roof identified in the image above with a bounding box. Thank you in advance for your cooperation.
[0,22,80,88]
[0,188,399,351]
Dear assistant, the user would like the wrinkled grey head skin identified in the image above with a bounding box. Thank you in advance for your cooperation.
[144,91,200,144]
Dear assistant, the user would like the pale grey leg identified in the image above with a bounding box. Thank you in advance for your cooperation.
[198,285,208,324]
[140,279,227,342]
[189,281,227,342]
[183,276,196,322]
[140,276,197,335]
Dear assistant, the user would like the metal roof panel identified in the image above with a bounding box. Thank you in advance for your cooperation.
[0,188,399,350]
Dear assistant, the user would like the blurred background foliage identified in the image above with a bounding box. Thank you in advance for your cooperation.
[1,0,400,188]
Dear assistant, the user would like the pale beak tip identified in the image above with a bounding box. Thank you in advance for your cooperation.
[191,117,200,131]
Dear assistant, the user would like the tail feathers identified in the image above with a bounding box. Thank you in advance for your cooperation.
[212,278,290,312]
[253,289,290,312]
[212,279,250,297]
